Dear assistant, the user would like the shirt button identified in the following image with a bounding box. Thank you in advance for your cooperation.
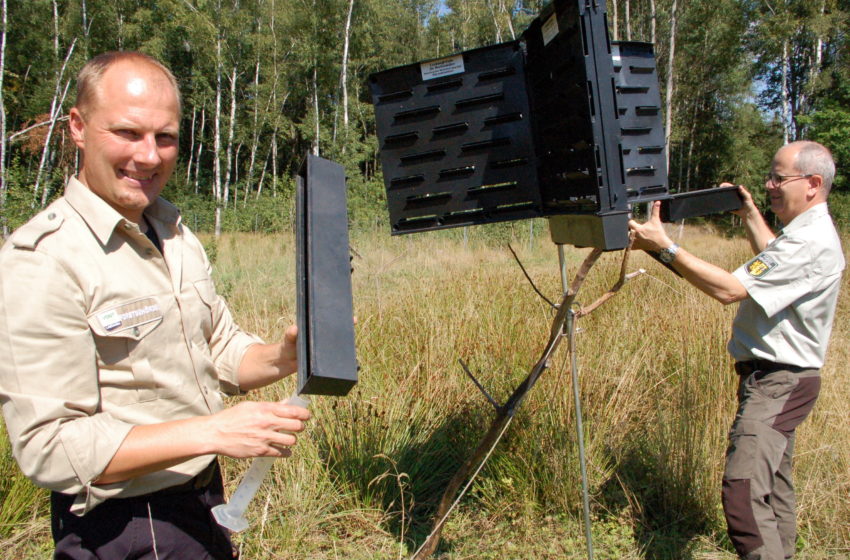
[203,387,209,395]
[133,327,140,336]
[48,213,56,220]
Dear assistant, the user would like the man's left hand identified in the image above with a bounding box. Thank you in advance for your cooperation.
[628,201,675,252]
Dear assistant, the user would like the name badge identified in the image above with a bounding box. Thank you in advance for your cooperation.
[96,297,162,332]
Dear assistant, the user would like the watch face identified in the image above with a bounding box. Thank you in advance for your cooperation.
[659,245,678,263]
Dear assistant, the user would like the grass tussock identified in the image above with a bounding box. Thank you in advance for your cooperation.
[1,224,848,559]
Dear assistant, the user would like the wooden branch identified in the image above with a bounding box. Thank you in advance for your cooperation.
[575,236,642,318]
[413,245,642,559]
[413,248,600,560]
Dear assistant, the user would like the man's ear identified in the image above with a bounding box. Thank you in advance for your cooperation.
[68,107,86,149]
[808,174,825,200]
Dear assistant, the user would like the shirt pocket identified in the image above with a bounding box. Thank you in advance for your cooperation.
[184,278,216,344]
[87,297,166,406]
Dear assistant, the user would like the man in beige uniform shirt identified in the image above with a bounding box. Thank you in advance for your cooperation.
[629,141,843,559]
[0,52,310,558]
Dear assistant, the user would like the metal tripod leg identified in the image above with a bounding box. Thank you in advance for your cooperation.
[558,245,594,560]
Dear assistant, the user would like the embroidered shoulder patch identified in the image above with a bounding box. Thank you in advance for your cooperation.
[746,254,778,278]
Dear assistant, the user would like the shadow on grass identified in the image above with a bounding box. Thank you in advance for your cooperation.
[313,399,494,556]
[598,444,721,560]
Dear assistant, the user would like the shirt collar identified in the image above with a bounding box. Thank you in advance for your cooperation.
[64,177,181,245]
[781,202,829,234]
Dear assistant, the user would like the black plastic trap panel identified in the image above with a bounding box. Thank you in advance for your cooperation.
[295,154,358,396]
[522,0,626,216]
[660,186,743,223]
[369,0,670,249]
[612,41,668,203]
[369,42,542,234]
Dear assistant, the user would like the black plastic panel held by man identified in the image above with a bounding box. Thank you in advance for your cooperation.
[295,154,358,396]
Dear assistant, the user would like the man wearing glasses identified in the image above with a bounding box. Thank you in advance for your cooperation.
[628,141,843,559]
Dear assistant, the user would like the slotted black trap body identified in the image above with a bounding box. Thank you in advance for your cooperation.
[369,0,737,249]
[370,42,543,234]
[369,0,668,249]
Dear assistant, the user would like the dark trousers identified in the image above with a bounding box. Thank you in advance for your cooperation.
[51,461,237,560]
[722,361,820,560]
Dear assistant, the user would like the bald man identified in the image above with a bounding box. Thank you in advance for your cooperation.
[629,141,844,559]
[0,52,310,559]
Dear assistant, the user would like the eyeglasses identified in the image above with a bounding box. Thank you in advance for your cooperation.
[764,172,812,186]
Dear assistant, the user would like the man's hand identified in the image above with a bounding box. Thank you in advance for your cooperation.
[206,400,311,458]
[237,325,299,391]
[628,200,675,252]
[721,182,775,254]
[726,183,760,220]
[276,324,298,376]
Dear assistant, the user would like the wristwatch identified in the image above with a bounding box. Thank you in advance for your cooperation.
[658,243,680,264]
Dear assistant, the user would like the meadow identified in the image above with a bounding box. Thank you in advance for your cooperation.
[1,222,848,559]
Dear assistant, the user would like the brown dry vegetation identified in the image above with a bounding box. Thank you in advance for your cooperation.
[1,223,848,559]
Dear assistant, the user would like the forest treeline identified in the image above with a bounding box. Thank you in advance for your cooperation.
[0,0,848,236]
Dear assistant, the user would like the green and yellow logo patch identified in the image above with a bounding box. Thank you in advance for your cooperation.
[746,254,778,278]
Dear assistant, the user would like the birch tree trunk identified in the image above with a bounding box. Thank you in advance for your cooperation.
[80,0,90,55]
[781,39,790,144]
[612,0,618,41]
[312,67,320,157]
[33,39,76,207]
[341,0,354,133]
[186,107,196,185]
[233,142,242,201]
[0,0,8,237]
[246,57,261,202]
[255,149,269,200]
[664,0,677,172]
[52,0,59,58]
[223,65,237,209]
[213,28,223,237]
[487,0,503,43]
[649,0,656,44]
[625,0,631,41]
[194,107,206,195]
[271,133,279,196]
[502,0,516,40]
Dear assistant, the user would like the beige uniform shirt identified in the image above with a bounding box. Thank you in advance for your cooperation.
[0,177,261,514]
[729,203,844,368]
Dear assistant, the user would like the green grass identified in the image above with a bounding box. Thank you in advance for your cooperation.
[1,224,848,559]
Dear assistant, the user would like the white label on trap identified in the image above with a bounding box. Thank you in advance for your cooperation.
[420,55,465,81]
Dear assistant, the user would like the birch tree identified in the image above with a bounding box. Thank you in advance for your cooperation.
[0,0,8,236]
[32,38,76,208]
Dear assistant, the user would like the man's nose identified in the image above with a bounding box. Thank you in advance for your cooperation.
[134,134,162,166]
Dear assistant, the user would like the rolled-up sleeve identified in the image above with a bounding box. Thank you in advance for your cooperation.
[0,248,133,494]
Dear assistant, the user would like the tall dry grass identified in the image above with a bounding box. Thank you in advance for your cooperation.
[0,224,847,559]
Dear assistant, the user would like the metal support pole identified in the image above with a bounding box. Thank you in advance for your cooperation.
[567,309,594,560]
[558,244,568,295]
[558,243,594,560]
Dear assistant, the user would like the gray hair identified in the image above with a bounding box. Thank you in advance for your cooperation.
[790,141,835,195]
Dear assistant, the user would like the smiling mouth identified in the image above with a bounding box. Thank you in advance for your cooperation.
[121,171,155,183]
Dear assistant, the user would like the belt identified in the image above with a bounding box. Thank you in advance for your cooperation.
[151,459,219,496]
[734,359,807,377]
